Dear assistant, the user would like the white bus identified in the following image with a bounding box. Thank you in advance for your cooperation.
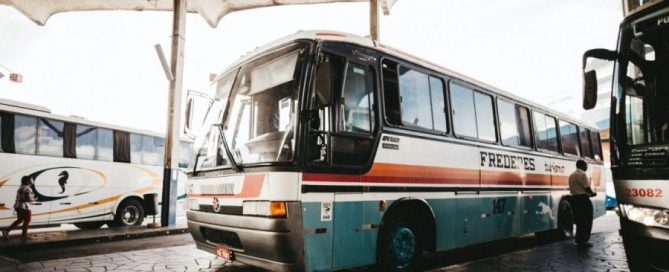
[0,98,192,229]
[185,31,606,272]
[582,1,669,270]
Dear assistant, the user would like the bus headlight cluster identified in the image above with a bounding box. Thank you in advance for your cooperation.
[188,199,200,211]
[242,201,287,217]
[620,204,669,228]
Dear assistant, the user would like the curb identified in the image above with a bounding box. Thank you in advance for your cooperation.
[0,227,189,253]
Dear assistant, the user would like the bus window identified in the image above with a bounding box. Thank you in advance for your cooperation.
[430,77,447,133]
[498,99,531,147]
[559,121,580,156]
[195,126,230,170]
[113,130,130,163]
[580,127,593,159]
[382,60,401,126]
[399,67,432,130]
[534,112,559,152]
[474,92,495,141]
[14,115,37,155]
[591,131,603,161]
[97,128,113,161]
[37,118,64,157]
[450,83,495,141]
[450,83,477,138]
[142,136,164,166]
[340,63,374,134]
[76,125,97,160]
[130,133,142,164]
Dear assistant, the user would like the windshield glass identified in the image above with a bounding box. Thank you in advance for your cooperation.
[615,10,669,147]
[221,46,305,166]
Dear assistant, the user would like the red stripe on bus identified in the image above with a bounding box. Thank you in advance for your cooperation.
[304,163,562,186]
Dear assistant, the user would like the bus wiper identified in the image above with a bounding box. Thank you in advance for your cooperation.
[218,125,242,173]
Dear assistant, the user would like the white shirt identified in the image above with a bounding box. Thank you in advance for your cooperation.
[569,169,590,196]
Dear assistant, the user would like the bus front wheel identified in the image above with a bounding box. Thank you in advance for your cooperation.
[111,199,145,227]
[378,215,423,272]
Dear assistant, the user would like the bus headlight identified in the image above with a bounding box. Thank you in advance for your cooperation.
[188,199,200,211]
[242,201,287,217]
[620,204,669,228]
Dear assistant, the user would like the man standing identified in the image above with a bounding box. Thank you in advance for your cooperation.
[569,159,597,248]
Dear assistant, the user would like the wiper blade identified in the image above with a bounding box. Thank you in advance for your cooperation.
[218,125,242,172]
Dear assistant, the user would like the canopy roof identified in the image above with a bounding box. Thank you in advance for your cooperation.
[0,0,400,27]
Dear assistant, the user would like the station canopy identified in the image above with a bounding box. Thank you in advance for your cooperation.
[0,0,397,27]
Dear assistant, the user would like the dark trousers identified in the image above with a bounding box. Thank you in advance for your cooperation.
[7,209,31,237]
[571,195,593,244]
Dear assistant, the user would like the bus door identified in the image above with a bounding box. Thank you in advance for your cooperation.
[304,44,379,270]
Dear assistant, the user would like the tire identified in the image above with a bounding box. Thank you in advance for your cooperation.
[556,199,575,240]
[111,199,145,227]
[73,221,105,230]
[378,214,423,272]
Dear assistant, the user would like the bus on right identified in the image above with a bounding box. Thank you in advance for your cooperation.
[582,0,669,270]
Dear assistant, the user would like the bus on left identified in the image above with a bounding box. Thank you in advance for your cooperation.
[0,98,192,229]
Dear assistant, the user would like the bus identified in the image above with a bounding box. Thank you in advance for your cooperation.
[0,98,192,230]
[185,30,606,272]
[581,1,669,270]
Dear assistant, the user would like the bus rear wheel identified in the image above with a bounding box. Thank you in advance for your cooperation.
[111,199,145,227]
[73,221,105,230]
[557,200,574,239]
[378,215,423,272]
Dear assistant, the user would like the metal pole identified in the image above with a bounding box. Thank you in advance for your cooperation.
[161,0,186,227]
[370,0,379,41]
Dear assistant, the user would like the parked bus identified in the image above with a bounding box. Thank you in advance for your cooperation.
[0,98,192,230]
[185,31,606,272]
[582,1,669,270]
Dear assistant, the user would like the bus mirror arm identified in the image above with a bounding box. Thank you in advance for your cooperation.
[582,49,617,110]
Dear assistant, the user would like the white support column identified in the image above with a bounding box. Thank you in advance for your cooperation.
[370,0,380,41]
[161,0,186,227]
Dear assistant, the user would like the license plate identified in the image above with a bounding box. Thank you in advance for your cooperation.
[215,244,234,261]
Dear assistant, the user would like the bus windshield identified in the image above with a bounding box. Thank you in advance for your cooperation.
[616,15,669,147]
[218,46,304,166]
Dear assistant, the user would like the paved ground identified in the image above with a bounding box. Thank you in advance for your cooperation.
[0,211,626,272]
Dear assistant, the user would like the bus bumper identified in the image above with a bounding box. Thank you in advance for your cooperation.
[620,218,669,269]
[186,202,304,272]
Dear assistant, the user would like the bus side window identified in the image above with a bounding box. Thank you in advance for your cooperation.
[591,131,603,161]
[498,99,532,147]
[14,114,37,155]
[382,60,401,126]
[97,128,114,162]
[579,127,593,159]
[130,133,142,163]
[534,112,559,153]
[339,62,374,134]
[76,125,97,160]
[559,121,580,156]
[37,118,65,157]
[113,130,131,163]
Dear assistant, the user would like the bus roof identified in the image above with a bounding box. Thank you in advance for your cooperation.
[0,97,165,137]
[219,30,600,131]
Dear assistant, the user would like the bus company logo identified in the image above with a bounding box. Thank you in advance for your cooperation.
[544,162,565,173]
[382,136,400,143]
[212,197,221,213]
[480,151,535,171]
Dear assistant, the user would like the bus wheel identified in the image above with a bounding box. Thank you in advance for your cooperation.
[73,221,105,230]
[379,215,423,272]
[557,200,574,239]
[112,199,145,227]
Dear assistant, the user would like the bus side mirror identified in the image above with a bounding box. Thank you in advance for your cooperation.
[582,48,617,110]
[583,70,598,110]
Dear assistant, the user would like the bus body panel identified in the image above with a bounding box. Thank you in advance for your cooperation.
[0,152,168,227]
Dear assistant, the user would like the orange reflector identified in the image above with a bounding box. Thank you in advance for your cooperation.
[270,201,287,217]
